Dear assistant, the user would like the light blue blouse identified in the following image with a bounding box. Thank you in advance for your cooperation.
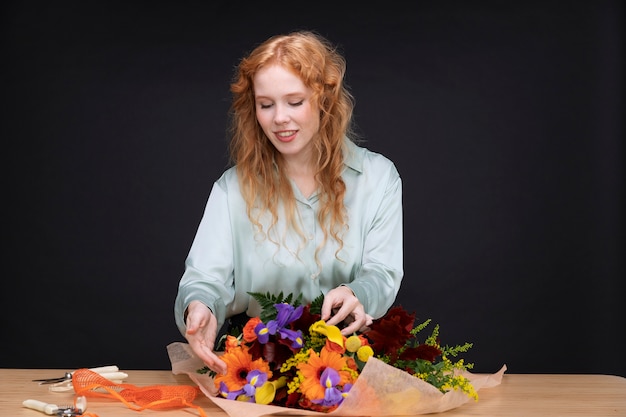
[174,139,403,334]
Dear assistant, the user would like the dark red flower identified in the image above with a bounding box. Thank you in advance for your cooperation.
[285,392,302,409]
[292,304,320,331]
[297,396,339,413]
[366,306,416,355]
[386,306,416,333]
[399,344,442,363]
[247,339,294,373]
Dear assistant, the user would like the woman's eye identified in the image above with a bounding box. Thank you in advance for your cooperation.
[289,100,304,107]
[259,103,272,109]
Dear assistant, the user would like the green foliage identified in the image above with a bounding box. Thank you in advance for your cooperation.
[410,319,432,335]
[424,323,439,345]
[308,293,325,315]
[197,366,210,374]
[442,342,474,357]
[388,318,476,397]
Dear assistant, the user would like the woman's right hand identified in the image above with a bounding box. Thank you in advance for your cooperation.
[184,301,228,374]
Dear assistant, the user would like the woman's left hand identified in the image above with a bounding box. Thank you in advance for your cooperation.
[321,286,373,335]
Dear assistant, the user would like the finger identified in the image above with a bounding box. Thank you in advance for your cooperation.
[336,304,367,334]
[192,342,227,374]
[185,318,199,334]
[342,311,368,335]
[186,329,228,374]
[185,306,207,334]
[320,297,335,321]
[357,314,374,332]
[202,351,228,375]
[340,319,364,336]
[325,304,354,326]
[321,286,351,320]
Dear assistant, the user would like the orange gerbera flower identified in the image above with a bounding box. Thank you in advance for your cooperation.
[297,347,355,401]
[214,346,272,391]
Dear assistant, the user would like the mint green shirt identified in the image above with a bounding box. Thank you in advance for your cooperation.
[174,140,403,334]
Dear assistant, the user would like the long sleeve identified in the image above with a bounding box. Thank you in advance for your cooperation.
[342,145,403,319]
[174,178,236,334]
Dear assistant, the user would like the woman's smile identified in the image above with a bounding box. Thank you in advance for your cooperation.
[275,130,298,142]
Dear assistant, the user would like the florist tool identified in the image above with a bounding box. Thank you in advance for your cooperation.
[22,395,86,416]
[33,366,121,385]
[32,372,72,385]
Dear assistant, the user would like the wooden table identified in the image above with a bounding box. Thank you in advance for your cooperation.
[1,368,625,416]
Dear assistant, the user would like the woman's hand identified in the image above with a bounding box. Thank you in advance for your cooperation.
[184,301,227,374]
[321,286,373,335]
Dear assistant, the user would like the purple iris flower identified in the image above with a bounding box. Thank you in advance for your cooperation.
[243,369,268,398]
[254,322,271,344]
[218,381,245,401]
[311,368,348,407]
[278,328,304,348]
[274,303,303,326]
[254,303,304,345]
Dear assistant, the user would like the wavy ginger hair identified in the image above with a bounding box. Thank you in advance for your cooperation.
[229,31,356,260]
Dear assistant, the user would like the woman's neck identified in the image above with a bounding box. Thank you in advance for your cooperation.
[282,158,315,198]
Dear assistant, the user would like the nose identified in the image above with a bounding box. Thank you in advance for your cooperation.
[273,104,290,125]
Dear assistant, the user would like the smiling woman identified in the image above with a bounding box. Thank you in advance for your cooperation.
[174,30,404,377]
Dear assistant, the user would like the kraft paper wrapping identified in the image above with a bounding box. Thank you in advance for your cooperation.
[167,342,506,417]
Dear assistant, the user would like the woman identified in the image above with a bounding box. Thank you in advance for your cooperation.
[174,30,403,374]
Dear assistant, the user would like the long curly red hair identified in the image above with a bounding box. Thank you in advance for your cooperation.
[228,30,356,261]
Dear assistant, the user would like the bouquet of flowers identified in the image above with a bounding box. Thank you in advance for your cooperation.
[194,292,494,414]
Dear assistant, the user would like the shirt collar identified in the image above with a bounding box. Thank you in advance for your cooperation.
[343,138,364,173]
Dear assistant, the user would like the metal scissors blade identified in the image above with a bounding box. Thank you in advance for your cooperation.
[32,372,73,384]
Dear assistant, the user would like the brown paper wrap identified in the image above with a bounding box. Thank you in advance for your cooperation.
[167,342,506,416]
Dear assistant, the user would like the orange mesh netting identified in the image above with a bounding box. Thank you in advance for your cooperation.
[72,368,207,417]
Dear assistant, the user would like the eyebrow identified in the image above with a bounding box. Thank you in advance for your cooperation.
[254,92,307,100]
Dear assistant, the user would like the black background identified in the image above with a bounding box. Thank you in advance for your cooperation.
[2,1,624,377]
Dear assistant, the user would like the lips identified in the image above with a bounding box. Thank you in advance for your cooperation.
[275,130,297,142]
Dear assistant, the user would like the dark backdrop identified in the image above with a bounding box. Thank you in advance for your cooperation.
[2,1,624,377]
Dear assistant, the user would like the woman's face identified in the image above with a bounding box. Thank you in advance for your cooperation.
[253,64,320,164]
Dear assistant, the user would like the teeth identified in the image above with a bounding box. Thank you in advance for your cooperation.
[277,131,296,137]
